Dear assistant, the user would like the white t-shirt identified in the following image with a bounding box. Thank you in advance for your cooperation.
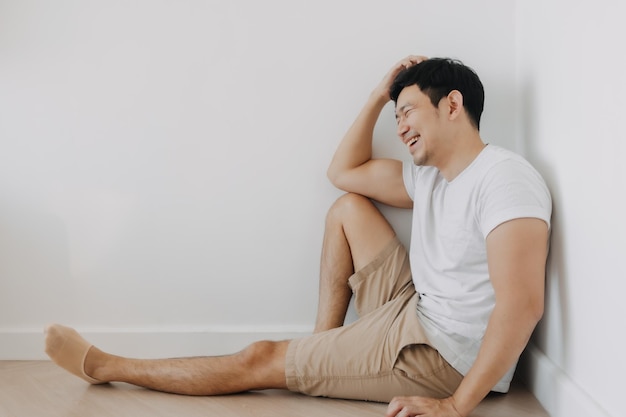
[402,144,552,393]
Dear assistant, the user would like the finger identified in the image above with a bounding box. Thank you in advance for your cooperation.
[386,397,407,417]
[386,398,421,417]
[403,55,428,67]
[386,401,402,417]
[396,406,420,417]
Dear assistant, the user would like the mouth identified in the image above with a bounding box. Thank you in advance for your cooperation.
[406,135,420,149]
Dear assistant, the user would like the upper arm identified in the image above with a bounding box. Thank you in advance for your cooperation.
[328,158,413,208]
[485,218,549,318]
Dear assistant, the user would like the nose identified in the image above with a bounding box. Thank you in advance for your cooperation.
[397,118,409,139]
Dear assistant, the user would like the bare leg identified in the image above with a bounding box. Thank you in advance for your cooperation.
[45,324,288,395]
[314,193,396,333]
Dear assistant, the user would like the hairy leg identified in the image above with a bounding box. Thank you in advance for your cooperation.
[45,324,288,395]
[314,193,396,333]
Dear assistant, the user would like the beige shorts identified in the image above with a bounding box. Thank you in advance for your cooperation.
[285,237,463,403]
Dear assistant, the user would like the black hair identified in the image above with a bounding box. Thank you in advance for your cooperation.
[389,58,484,130]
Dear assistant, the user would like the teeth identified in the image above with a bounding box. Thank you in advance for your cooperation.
[408,136,419,146]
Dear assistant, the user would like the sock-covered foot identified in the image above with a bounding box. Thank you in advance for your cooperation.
[44,324,107,385]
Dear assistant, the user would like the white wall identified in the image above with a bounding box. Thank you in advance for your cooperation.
[515,2,626,417]
[5,2,622,417]
[0,0,517,358]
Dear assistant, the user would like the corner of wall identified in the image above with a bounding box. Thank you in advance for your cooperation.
[520,344,612,417]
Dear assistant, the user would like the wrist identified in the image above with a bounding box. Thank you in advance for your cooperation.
[368,89,391,107]
[450,394,474,417]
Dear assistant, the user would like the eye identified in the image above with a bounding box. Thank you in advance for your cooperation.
[395,106,415,124]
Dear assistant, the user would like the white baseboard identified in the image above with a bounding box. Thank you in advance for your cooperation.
[0,326,312,360]
[521,344,613,417]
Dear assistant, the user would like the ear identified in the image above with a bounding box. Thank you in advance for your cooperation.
[446,90,464,121]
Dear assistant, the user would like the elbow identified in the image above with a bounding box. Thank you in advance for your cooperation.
[529,285,545,323]
[498,294,545,326]
[326,166,338,186]
[326,167,346,190]
[531,299,545,324]
[521,295,544,327]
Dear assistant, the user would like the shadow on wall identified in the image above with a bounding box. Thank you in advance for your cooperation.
[516,78,570,370]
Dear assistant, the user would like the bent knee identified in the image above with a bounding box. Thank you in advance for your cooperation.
[328,193,374,219]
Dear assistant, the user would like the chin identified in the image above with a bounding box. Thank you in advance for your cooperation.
[412,155,426,166]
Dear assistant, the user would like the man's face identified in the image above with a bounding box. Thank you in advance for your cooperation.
[394,85,444,167]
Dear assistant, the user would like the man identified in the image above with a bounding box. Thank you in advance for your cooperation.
[45,56,551,417]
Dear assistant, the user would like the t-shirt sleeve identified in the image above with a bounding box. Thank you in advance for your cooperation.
[403,161,416,201]
[478,160,552,238]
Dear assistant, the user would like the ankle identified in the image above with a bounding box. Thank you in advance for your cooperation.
[83,346,110,381]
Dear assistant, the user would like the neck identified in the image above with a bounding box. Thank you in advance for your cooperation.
[438,131,486,182]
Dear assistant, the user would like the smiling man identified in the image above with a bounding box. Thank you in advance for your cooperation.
[45,56,551,417]
[326,56,551,416]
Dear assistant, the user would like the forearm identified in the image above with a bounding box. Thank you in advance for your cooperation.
[327,91,388,184]
[451,304,541,417]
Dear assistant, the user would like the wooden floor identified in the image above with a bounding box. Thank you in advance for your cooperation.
[0,361,549,417]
